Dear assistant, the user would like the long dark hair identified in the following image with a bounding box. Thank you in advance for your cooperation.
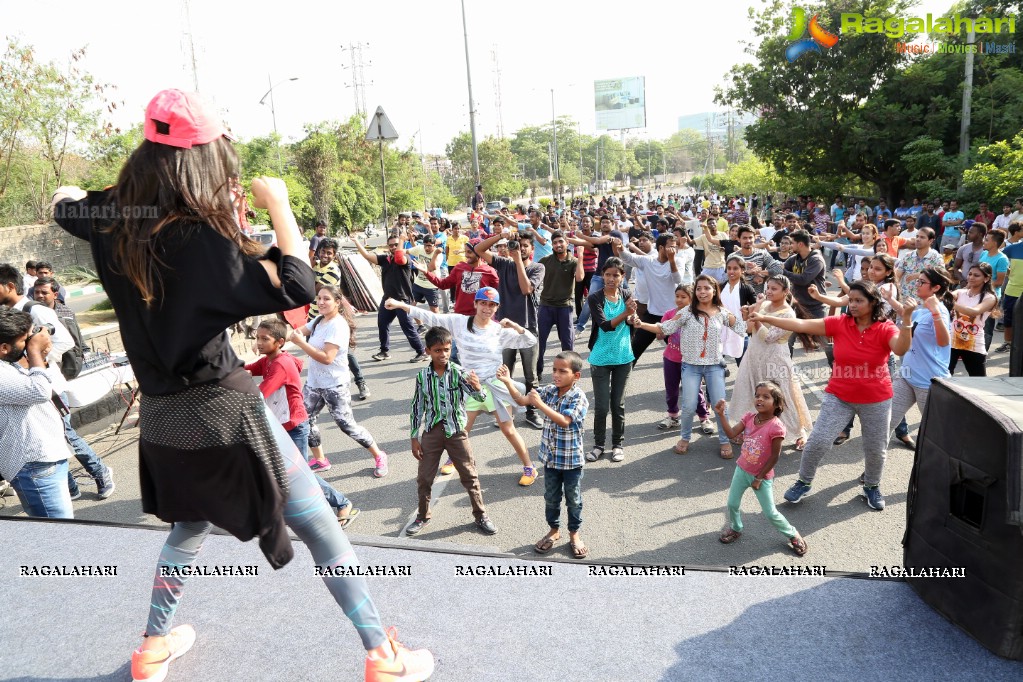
[317,285,357,331]
[967,262,996,302]
[691,274,723,320]
[763,274,815,350]
[103,137,263,306]
[919,267,955,312]
[846,280,886,323]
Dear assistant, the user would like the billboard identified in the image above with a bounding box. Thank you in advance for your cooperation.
[594,77,646,131]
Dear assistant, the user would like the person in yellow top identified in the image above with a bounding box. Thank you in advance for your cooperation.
[445,221,469,268]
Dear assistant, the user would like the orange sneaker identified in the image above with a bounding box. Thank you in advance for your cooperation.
[365,627,435,681]
[131,625,196,682]
[518,465,538,486]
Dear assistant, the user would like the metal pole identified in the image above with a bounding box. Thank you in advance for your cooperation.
[379,139,388,227]
[268,74,283,176]
[551,89,560,202]
[958,29,975,191]
[461,0,480,185]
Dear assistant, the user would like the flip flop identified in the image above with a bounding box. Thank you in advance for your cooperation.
[719,529,742,544]
[337,506,361,529]
[672,440,690,455]
[570,540,589,559]
[794,438,806,452]
[719,444,734,460]
[534,535,558,554]
[833,433,850,446]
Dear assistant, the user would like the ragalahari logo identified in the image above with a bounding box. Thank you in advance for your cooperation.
[786,7,839,61]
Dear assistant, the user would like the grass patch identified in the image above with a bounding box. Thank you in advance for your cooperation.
[88,298,114,312]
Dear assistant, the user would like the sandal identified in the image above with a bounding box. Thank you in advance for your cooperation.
[570,540,589,559]
[789,535,808,557]
[534,534,559,554]
[719,528,742,544]
[336,504,361,529]
[719,444,733,459]
[610,446,625,463]
[833,432,850,446]
[672,439,690,455]
[586,446,604,463]
[794,438,806,452]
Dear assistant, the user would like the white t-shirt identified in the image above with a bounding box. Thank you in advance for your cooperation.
[305,315,350,390]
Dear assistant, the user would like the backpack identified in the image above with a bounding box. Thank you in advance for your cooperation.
[23,300,86,380]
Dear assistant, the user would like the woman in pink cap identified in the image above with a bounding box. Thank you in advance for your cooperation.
[52,89,433,682]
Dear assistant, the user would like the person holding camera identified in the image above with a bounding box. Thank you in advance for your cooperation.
[0,308,74,519]
[474,222,546,429]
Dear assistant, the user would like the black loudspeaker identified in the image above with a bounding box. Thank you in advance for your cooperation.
[904,377,1023,659]
[1011,296,1023,378]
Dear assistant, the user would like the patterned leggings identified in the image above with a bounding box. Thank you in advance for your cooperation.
[304,385,375,450]
[144,405,386,650]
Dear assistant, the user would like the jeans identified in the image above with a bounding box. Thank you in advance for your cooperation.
[984,315,996,353]
[590,362,632,448]
[287,419,350,511]
[702,266,726,285]
[348,352,365,386]
[544,466,583,532]
[376,299,425,355]
[680,362,729,444]
[144,406,384,649]
[575,274,603,332]
[11,459,73,519]
[61,394,107,495]
[664,358,709,419]
[888,376,930,444]
[536,305,574,377]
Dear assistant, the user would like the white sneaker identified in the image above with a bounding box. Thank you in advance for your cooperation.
[657,416,681,430]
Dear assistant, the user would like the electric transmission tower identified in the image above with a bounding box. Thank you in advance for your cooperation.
[341,42,372,122]
[491,48,505,139]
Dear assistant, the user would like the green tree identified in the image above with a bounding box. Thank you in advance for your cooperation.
[962,131,1023,201]
[446,133,523,205]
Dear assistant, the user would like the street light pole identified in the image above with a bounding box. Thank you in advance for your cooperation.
[259,75,299,176]
[460,0,480,187]
[551,89,560,202]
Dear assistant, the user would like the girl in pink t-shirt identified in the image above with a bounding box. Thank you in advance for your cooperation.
[714,382,808,556]
[656,285,712,432]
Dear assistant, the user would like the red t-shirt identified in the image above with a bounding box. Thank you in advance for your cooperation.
[737,412,785,479]
[824,316,899,403]
[245,352,308,431]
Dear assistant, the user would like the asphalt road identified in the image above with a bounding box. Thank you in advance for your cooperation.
[8,309,1012,574]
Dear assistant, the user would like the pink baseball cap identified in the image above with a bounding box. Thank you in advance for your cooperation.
[144,89,233,148]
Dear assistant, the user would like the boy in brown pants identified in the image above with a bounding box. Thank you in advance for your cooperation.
[406,326,498,536]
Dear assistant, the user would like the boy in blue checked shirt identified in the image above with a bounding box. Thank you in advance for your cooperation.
[497,351,590,558]
[407,327,498,537]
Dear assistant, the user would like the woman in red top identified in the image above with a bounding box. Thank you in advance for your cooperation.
[748,280,915,512]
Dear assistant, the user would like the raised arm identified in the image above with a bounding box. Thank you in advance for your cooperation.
[747,309,827,337]
[351,234,381,266]
[474,232,503,264]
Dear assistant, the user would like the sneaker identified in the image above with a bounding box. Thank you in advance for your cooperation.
[438,459,455,476]
[308,458,332,472]
[995,342,1011,353]
[475,514,498,535]
[518,466,538,486]
[0,480,14,497]
[96,466,115,499]
[371,351,391,361]
[610,446,625,463]
[657,416,681,430]
[524,410,544,430]
[784,479,813,503]
[357,382,371,401]
[410,353,429,363]
[70,488,82,501]
[574,328,585,339]
[364,627,435,682]
[373,452,389,478]
[700,419,715,435]
[861,485,886,511]
[405,517,430,536]
[131,624,196,682]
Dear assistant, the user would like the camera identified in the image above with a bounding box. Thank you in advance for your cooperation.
[30,324,55,337]
[508,239,520,250]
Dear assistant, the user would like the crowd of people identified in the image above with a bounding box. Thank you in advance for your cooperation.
[3,88,1021,682]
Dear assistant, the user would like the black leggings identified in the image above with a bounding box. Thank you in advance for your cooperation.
[948,348,987,376]
[575,271,594,316]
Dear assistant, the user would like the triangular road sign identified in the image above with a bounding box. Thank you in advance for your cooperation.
[365,106,399,141]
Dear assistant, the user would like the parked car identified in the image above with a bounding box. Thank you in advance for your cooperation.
[250,228,310,255]
[485,200,504,213]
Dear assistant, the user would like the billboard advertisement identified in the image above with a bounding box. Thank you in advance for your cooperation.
[594,77,646,131]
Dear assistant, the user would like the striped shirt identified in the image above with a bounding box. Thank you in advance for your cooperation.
[405,309,536,380]
[409,362,486,439]
[537,384,588,470]
[308,262,342,321]
[0,361,71,481]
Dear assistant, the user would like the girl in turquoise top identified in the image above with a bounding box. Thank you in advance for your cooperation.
[585,257,637,463]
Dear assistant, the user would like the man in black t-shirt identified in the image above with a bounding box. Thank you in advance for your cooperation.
[353,234,427,362]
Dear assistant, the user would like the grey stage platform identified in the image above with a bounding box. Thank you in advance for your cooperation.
[2,518,1021,681]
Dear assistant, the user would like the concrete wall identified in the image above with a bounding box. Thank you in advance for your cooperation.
[0,222,95,276]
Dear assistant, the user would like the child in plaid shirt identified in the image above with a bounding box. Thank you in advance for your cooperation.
[497,351,590,559]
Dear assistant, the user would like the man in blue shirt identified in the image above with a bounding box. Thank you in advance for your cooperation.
[518,207,552,262]
[874,199,893,224]
[940,199,965,250]
[908,198,924,217]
